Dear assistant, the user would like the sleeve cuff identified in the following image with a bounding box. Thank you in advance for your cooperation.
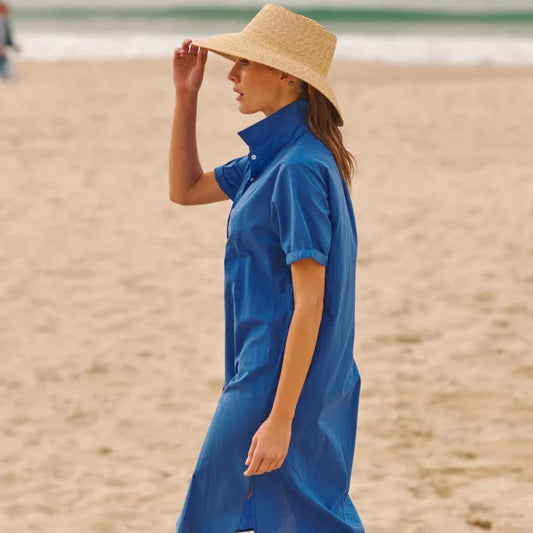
[214,165,235,201]
[286,248,329,267]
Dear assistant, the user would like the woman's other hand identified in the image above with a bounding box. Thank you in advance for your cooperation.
[244,416,291,476]
[173,39,208,98]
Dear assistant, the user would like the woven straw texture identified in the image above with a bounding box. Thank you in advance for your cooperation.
[193,3,341,119]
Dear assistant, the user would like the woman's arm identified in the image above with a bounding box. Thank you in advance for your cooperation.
[169,40,229,206]
[244,258,325,476]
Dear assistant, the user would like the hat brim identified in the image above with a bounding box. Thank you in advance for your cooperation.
[193,32,342,124]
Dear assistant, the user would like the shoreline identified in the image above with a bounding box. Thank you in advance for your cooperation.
[10,29,533,65]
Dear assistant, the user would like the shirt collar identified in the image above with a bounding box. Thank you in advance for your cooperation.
[238,99,309,170]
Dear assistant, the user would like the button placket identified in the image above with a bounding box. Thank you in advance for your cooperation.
[248,152,260,183]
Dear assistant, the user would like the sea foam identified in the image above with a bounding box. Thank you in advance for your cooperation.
[15,30,533,65]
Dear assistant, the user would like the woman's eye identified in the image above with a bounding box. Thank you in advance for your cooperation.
[240,59,250,66]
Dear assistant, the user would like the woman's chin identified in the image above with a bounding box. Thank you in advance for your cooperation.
[237,101,260,115]
[238,108,254,115]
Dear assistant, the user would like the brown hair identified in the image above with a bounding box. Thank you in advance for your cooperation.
[304,85,356,187]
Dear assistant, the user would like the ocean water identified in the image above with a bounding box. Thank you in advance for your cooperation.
[8,0,533,64]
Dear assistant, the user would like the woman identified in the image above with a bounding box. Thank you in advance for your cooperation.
[169,4,364,532]
[0,2,19,81]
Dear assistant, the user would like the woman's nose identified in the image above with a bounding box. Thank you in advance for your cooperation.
[227,62,240,82]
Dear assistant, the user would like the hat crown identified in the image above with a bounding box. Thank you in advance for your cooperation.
[243,3,336,77]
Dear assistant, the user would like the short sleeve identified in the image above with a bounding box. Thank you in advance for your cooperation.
[214,156,248,201]
[272,163,332,266]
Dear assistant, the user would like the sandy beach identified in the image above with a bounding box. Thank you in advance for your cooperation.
[1,55,532,532]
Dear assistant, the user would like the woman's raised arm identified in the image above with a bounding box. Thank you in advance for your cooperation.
[169,40,229,206]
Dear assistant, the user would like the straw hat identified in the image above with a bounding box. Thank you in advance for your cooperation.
[193,3,342,122]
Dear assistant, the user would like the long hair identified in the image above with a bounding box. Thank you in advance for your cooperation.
[304,85,356,187]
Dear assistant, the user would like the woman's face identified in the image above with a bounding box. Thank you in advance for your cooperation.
[227,59,288,117]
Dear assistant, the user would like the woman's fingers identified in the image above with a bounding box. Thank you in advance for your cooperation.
[245,436,258,467]
[173,39,208,93]
[193,48,208,79]
[254,459,271,476]
[244,451,285,476]
[198,47,208,63]
[261,459,279,474]
[179,39,202,57]
[174,42,206,71]
[271,456,285,471]
[243,418,291,476]
[244,455,262,477]
[174,39,196,61]
[244,456,283,476]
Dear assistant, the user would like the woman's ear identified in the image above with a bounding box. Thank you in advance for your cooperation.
[280,72,296,87]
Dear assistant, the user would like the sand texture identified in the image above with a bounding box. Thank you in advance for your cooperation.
[1,56,532,532]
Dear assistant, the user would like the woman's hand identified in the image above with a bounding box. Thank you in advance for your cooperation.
[173,39,208,98]
[244,416,291,477]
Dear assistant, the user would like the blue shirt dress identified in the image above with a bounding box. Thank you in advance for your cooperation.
[176,99,364,533]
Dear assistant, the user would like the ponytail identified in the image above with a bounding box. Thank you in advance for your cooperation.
[305,85,356,187]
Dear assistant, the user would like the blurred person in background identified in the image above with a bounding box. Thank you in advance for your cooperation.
[0,1,20,81]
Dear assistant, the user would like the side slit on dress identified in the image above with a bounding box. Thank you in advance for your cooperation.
[235,480,254,532]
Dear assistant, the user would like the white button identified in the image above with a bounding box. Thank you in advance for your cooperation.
[251,154,257,160]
